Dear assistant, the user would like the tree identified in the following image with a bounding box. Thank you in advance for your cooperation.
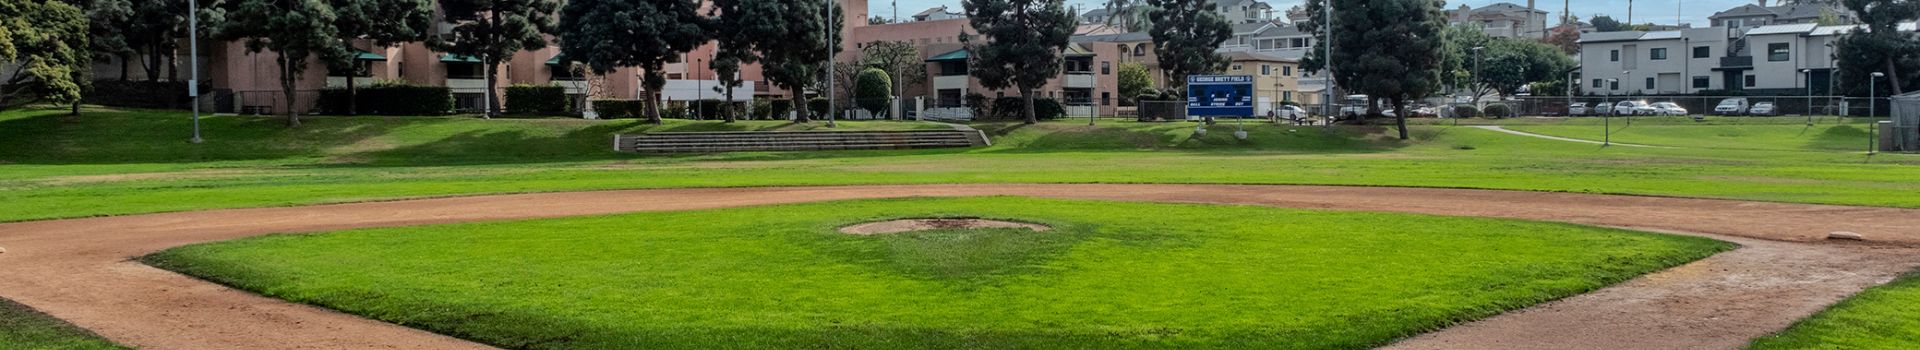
[0,0,88,112]
[557,0,705,124]
[1543,23,1581,54]
[436,0,561,118]
[1439,24,1491,94]
[1146,0,1231,92]
[746,0,840,123]
[856,40,924,119]
[869,16,893,25]
[73,0,133,82]
[962,0,1076,124]
[1834,0,1919,97]
[1474,38,1575,99]
[1097,0,1155,32]
[215,0,342,127]
[1590,15,1628,32]
[1118,61,1154,102]
[328,0,434,116]
[1301,0,1448,140]
[854,67,892,116]
[708,0,761,123]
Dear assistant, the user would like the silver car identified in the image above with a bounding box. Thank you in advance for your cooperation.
[1569,103,1591,116]
[1748,102,1778,116]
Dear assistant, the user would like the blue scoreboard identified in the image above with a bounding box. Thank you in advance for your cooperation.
[1185,75,1256,117]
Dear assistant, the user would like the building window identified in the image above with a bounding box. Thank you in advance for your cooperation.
[1610,80,1620,90]
[1650,48,1667,60]
[1592,79,1603,88]
[1283,66,1293,76]
[1693,46,1711,58]
[1102,61,1111,75]
[1610,50,1620,62]
[1693,76,1709,88]
[1283,91,1293,101]
[1645,77,1656,90]
[1261,65,1271,75]
[1768,43,1790,62]
[1134,45,1148,57]
[1102,92,1112,106]
[1231,64,1243,71]
[1745,75,1757,87]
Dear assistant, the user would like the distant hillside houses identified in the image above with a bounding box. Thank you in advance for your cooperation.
[1577,22,1915,96]
[1081,0,1275,25]
[1710,3,1855,30]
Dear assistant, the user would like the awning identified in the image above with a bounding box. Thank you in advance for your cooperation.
[545,54,569,65]
[1063,44,1095,58]
[352,50,387,61]
[926,49,968,62]
[439,54,482,63]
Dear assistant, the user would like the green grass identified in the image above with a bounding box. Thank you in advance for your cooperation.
[145,197,1732,350]
[0,298,125,350]
[1,107,1917,223]
[1749,272,1920,349]
[1492,116,1880,152]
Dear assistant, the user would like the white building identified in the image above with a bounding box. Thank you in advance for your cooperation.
[1574,23,1919,96]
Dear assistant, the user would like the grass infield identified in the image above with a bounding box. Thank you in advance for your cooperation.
[1749,272,1920,349]
[146,197,1730,349]
[0,298,125,350]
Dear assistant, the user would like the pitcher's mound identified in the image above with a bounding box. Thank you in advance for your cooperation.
[839,218,1052,235]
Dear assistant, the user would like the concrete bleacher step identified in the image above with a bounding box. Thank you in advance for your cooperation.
[615,128,990,153]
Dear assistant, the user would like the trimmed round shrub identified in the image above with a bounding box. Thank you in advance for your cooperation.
[854,68,893,115]
[1451,105,1481,118]
[1483,103,1514,118]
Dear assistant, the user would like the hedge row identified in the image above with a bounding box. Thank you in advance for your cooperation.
[318,83,453,116]
[505,84,569,115]
[591,100,646,119]
[84,80,206,109]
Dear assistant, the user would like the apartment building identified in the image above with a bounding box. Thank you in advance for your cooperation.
[1082,1,1273,25]
[1710,3,1854,30]
[1220,51,1303,116]
[1577,22,1916,96]
[1447,2,1550,38]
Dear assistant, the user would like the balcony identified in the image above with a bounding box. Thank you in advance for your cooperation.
[933,75,970,90]
[447,78,489,93]
[1719,56,1754,69]
[1064,72,1095,88]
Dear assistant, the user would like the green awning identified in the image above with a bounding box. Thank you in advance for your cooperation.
[926,49,969,62]
[352,50,387,61]
[545,54,568,65]
[440,54,482,63]
[1063,44,1095,58]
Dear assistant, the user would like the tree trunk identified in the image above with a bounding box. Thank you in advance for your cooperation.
[1021,87,1037,124]
[280,56,301,127]
[71,101,81,117]
[484,61,500,119]
[143,44,161,82]
[792,90,811,123]
[167,49,178,82]
[645,89,664,124]
[723,85,736,123]
[118,55,130,82]
[1886,58,1907,96]
[347,69,358,116]
[1392,97,1409,140]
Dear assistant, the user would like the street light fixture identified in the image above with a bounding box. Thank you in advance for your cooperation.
[1869,72,1885,154]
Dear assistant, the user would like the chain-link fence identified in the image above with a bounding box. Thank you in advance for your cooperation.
[1497,95,1891,118]
[1892,93,1919,152]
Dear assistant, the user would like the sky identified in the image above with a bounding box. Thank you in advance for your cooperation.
[879,0,1759,28]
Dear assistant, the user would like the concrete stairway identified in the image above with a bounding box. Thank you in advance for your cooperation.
[615,128,990,153]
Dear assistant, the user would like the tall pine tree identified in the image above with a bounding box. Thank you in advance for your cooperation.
[329,0,435,116]
[1301,0,1448,139]
[962,0,1076,124]
[557,0,707,124]
[214,0,342,127]
[436,0,561,118]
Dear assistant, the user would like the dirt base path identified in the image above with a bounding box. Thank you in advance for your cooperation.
[3,184,1919,350]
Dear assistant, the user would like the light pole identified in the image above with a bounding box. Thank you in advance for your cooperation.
[188,0,202,143]
[1802,69,1813,125]
[1605,78,1618,146]
[1322,0,1334,129]
[825,1,837,128]
[1870,72,1885,154]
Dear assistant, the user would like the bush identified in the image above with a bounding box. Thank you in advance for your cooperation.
[687,100,737,119]
[807,97,830,118]
[767,99,794,119]
[590,100,644,119]
[966,93,991,117]
[989,97,1065,121]
[85,80,204,109]
[854,68,893,115]
[318,82,453,116]
[1483,103,1513,118]
[504,84,569,115]
[1451,105,1481,118]
[662,105,690,119]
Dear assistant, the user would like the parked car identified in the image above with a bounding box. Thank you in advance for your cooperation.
[1650,102,1689,116]
[1273,105,1310,122]
[1569,102,1591,116]
[1592,103,1612,116]
[1748,102,1778,116]
[1613,101,1654,115]
[1714,98,1750,115]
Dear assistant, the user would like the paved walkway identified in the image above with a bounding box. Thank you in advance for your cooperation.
[1471,125,1669,148]
[2,184,1917,350]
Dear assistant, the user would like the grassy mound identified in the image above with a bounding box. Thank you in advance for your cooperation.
[0,298,124,350]
[146,197,1730,349]
[1750,272,1920,349]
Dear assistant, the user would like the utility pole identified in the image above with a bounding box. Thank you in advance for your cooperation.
[189,0,202,143]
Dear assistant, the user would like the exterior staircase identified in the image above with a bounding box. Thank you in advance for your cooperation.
[615,127,990,153]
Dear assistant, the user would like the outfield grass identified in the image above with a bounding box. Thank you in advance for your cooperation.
[2,107,1918,222]
[1749,272,1920,349]
[1490,116,1881,152]
[0,298,125,350]
[145,197,1731,349]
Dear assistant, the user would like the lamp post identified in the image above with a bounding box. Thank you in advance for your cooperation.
[1471,46,1484,111]
[188,0,202,143]
[1605,78,1618,146]
[1322,0,1334,129]
[825,1,837,128]
[1801,69,1813,125]
[1870,72,1885,154]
